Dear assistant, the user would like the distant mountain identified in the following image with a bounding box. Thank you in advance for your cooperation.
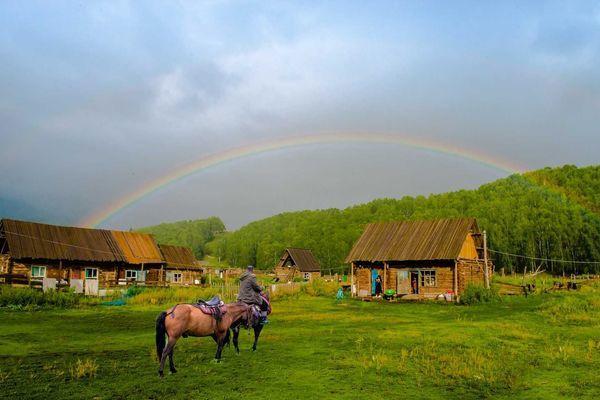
[137,217,226,259]
[205,165,600,274]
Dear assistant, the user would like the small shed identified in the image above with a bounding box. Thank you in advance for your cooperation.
[274,248,321,281]
[346,218,492,299]
[158,244,202,285]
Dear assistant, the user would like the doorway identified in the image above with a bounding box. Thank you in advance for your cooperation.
[410,271,419,294]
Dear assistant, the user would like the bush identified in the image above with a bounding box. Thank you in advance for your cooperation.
[0,286,80,309]
[124,285,146,298]
[69,358,98,380]
[460,284,500,305]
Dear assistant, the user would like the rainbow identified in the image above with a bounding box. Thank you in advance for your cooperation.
[80,133,526,228]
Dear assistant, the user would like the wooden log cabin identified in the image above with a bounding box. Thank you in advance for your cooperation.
[345,218,492,299]
[0,218,127,294]
[0,218,198,294]
[158,244,203,285]
[274,248,321,282]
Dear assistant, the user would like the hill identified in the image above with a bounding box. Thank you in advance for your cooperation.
[137,217,225,259]
[206,165,600,274]
[526,165,600,216]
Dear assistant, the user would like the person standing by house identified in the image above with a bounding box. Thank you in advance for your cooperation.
[237,266,268,324]
[374,275,383,298]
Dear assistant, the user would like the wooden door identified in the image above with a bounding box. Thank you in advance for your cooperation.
[396,270,410,294]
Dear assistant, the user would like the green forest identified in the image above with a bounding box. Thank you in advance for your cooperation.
[137,217,225,259]
[141,165,600,275]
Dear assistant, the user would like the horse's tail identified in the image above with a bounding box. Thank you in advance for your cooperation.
[155,311,167,360]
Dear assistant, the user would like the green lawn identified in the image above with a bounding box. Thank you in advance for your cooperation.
[1,290,599,399]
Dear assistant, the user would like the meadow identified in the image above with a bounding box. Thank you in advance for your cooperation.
[0,285,599,399]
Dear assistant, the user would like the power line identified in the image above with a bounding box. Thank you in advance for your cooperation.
[488,248,600,265]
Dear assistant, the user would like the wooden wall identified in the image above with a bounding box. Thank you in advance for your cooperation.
[274,265,298,282]
[0,254,10,274]
[355,266,374,297]
[458,234,479,259]
[457,259,488,293]
[166,269,204,285]
[274,266,320,281]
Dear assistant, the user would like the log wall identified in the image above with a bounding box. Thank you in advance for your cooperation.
[457,259,491,293]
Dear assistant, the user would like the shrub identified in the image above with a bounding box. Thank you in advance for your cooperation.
[460,284,500,305]
[69,358,98,380]
[124,285,146,298]
[0,286,80,309]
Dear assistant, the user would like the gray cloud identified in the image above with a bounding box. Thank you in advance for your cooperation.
[0,1,599,229]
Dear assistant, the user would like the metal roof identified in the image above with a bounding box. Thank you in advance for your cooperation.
[345,218,479,263]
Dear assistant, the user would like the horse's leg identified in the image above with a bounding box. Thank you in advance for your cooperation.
[214,331,227,362]
[168,346,177,374]
[159,336,178,377]
[232,326,240,354]
[252,324,263,352]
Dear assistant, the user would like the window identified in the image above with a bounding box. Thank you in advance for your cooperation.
[85,268,98,279]
[126,270,138,280]
[31,266,46,278]
[303,272,311,280]
[420,270,437,287]
[173,273,182,283]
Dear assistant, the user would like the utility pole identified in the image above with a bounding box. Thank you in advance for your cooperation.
[483,230,490,289]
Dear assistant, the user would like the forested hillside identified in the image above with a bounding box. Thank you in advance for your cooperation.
[138,217,225,259]
[206,165,600,274]
[526,165,600,215]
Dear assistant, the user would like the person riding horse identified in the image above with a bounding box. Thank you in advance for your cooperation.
[237,265,268,324]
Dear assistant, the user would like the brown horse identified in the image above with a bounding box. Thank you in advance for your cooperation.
[155,302,249,377]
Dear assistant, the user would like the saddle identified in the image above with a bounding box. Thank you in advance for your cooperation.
[194,296,227,320]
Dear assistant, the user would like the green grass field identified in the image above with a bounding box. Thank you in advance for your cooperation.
[1,288,599,399]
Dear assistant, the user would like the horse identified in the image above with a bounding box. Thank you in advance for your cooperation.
[231,292,271,353]
[155,301,249,377]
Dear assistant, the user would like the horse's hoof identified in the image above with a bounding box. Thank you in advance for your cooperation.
[158,371,164,378]
[170,369,177,374]
[211,359,221,364]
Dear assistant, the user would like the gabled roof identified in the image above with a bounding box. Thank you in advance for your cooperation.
[345,218,479,263]
[0,219,124,262]
[278,248,321,272]
[110,231,163,265]
[158,244,198,269]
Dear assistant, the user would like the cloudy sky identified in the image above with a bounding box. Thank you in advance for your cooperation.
[1,1,599,230]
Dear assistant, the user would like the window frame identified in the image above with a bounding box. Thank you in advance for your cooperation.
[85,268,98,279]
[420,270,437,287]
[303,272,311,280]
[125,270,138,280]
[31,265,46,278]
[173,273,182,283]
